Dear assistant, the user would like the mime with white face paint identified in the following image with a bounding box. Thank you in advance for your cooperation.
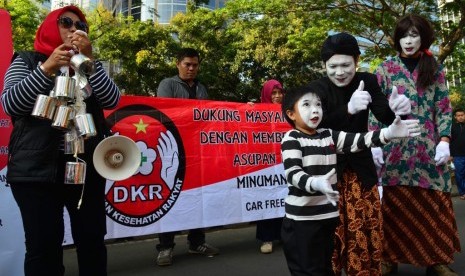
[279,86,420,276]
[305,32,412,276]
[368,14,460,276]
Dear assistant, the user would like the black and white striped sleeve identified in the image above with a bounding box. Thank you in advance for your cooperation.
[88,61,120,109]
[282,130,319,193]
[1,56,54,117]
[332,129,385,154]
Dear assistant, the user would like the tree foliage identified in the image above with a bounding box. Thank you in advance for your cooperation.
[3,0,465,106]
[1,0,45,51]
[171,0,331,101]
[88,5,179,96]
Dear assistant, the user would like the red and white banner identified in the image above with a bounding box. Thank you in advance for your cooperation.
[102,96,290,239]
[0,9,25,276]
[0,93,291,243]
[0,9,291,272]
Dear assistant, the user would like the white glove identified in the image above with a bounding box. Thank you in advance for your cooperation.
[348,81,372,115]
[434,141,450,166]
[389,86,411,115]
[310,168,340,206]
[382,116,421,140]
[371,147,384,169]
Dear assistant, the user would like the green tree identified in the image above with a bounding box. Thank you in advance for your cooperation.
[89,6,179,95]
[4,0,464,99]
[171,0,331,102]
[1,0,45,51]
[295,0,464,63]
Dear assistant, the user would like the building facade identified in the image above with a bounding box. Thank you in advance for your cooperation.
[111,0,227,23]
[438,0,464,87]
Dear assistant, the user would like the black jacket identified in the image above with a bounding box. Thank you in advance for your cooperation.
[451,122,465,156]
[307,72,396,189]
[6,51,109,184]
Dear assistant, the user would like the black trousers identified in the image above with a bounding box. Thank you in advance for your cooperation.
[281,217,338,276]
[256,217,283,242]
[156,229,205,251]
[10,156,107,276]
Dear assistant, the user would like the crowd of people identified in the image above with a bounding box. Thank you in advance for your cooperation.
[1,5,462,276]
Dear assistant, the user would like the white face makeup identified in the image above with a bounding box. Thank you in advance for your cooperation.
[325,54,357,87]
[399,27,421,57]
[296,93,323,133]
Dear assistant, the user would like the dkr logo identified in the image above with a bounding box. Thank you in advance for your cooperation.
[103,105,186,227]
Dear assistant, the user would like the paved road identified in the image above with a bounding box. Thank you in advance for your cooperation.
[64,197,465,276]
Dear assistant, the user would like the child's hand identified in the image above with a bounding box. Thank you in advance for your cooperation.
[382,116,420,140]
[309,168,339,206]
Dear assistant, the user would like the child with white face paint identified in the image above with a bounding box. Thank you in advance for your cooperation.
[290,93,323,134]
[280,86,420,276]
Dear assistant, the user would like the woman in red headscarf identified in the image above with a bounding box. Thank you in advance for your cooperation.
[1,5,120,276]
[255,79,284,254]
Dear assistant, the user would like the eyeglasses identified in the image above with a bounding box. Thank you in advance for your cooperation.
[57,16,88,32]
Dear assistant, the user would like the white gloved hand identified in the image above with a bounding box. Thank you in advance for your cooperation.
[310,168,340,206]
[382,116,421,140]
[434,141,450,166]
[389,86,411,115]
[348,81,372,115]
[371,147,384,169]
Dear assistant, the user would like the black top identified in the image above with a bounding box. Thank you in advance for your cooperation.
[399,56,420,73]
[307,72,396,189]
[451,122,465,156]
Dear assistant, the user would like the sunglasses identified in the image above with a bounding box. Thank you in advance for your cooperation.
[57,16,88,32]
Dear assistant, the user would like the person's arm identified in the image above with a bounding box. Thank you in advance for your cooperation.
[434,67,452,140]
[332,128,385,154]
[281,130,332,193]
[88,61,120,109]
[281,130,339,206]
[366,73,396,126]
[197,82,208,99]
[1,56,54,117]
[157,78,174,98]
[433,66,452,166]
[333,116,420,154]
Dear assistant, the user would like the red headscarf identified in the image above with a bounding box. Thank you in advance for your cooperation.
[260,79,283,103]
[34,5,87,56]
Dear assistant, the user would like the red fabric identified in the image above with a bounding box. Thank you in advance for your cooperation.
[0,9,14,170]
[33,5,87,56]
[423,48,433,57]
[260,79,283,103]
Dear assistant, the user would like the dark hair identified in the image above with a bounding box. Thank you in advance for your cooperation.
[282,85,319,127]
[177,48,200,62]
[321,32,361,63]
[454,108,465,115]
[393,14,438,88]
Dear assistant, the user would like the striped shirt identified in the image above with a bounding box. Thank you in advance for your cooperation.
[281,128,386,221]
[1,55,120,117]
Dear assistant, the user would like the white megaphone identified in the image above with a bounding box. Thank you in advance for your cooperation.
[93,135,141,181]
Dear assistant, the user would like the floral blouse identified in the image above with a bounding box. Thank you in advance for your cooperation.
[368,55,453,192]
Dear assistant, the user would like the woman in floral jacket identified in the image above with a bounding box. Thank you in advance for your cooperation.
[369,14,461,276]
